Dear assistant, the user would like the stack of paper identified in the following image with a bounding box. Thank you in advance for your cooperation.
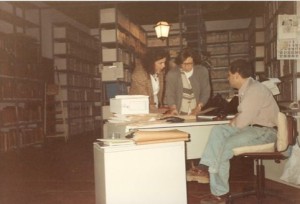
[97,139,135,146]
[132,129,190,145]
[261,78,281,95]
[108,113,160,123]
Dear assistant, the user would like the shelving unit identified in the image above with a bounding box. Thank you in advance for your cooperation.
[263,1,297,102]
[89,29,103,135]
[179,2,206,52]
[0,2,40,37]
[248,16,265,77]
[52,23,100,139]
[99,7,147,105]
[0,2,44,152]
[206,29,249,98]
[0,34,44,152]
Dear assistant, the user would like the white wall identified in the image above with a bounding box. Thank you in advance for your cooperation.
[265,157,300,189]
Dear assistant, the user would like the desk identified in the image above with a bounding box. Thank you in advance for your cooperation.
[105,119,229,159]
[93,141,187,204]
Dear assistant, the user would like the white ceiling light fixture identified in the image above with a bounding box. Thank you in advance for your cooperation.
[155,21,171,40]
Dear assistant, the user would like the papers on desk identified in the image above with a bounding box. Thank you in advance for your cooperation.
[196,115,215,120]
[197,114,235,120]
[97,129,190,146]
[108,113,159,123]
[108,114,132,123]
[97,139,135,146]
[227,115,235,119]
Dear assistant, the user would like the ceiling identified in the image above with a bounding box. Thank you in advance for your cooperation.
[46,1,266,28]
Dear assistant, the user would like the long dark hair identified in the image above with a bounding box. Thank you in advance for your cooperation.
[141,48,169,75]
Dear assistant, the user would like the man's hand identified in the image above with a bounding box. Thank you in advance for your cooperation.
[229,115,237,126]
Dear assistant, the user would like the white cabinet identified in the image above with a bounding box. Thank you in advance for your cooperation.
[93,141,187,204]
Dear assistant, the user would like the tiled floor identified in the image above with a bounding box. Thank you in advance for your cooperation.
[0,133,299,204]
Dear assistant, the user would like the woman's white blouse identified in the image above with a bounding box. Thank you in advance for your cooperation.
[150,74,159,108]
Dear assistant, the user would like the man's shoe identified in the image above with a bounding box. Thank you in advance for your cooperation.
[200,193,229,204]
[186,164,209,184]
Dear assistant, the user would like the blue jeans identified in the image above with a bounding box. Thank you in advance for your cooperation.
[199,124,277,196]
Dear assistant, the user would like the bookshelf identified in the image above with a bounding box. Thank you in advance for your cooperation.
[0,2,44,152]
[206,29,249,98]
[52,23,100,139]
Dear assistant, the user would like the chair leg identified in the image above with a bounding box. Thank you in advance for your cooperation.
[228,159,262,203]
[229,159,268,203]
[229,159,295,204]
[256,159,265,202]
[257,160,295,203]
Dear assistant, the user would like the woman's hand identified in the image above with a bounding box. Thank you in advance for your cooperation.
[169,109,179,115]
[191,103,203,115]
[157,107,169,114]
[165,105,179,115]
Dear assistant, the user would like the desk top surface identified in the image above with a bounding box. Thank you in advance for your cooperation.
[126,119,229,129]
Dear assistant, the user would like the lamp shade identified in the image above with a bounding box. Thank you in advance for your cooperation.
[155,21,170,40]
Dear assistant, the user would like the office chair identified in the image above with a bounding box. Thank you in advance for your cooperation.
[228,112,298,204]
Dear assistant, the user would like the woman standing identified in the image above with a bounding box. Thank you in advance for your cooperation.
[165,47,211,115]
[129,49,169,113]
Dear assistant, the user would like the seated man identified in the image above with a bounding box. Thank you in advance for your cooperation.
[190,59,279,204]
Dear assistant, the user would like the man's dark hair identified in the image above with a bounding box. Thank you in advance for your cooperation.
[229,59,253,78]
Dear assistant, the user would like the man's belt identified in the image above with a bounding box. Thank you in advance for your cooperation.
[251,124,277,130]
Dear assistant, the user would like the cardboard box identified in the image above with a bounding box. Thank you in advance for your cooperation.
[101,29,118,43]
[110,95,149,114]
[54,58,68,70]
[102,48,122,62]
[53,27,67,39]
[100,8,116,24]
[102,105,113,120]
[256,46,265,58]
[54,42,69,55]
[101,62,124,81]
